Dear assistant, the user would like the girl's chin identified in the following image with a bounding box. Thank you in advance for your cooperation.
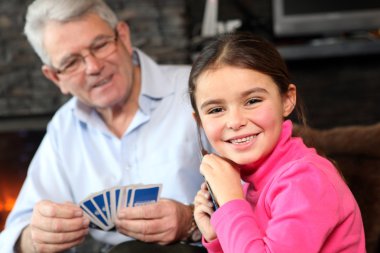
[224,154,257,167]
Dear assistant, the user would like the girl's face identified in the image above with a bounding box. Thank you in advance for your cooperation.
[195,65,296,166]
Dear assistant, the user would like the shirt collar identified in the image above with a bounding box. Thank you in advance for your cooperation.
[134,48,174,99]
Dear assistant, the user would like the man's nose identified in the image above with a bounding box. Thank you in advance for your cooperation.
[83,53,104,74]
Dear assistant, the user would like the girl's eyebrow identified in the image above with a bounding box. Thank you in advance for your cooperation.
[200,98,224,111]
[199,87,269,110]
[241,87,269,97]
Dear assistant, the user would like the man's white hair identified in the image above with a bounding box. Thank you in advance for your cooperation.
[24,0,118,65]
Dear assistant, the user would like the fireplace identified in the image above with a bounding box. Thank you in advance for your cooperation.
[0,130,45,230]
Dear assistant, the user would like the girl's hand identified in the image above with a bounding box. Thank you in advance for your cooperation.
[201,154,244,206]
[193,182,217,242]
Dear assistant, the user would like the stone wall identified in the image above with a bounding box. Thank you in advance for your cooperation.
[0,0,189,117]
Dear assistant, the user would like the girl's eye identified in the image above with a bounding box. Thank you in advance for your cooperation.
[246,98,261,106]
[207,107,224,114]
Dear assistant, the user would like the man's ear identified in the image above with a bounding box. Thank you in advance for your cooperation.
[282,84,297,117]
[42,65,69,94]
[115,21,133,54]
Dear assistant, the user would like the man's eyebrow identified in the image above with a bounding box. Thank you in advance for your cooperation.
[58,54,79,68]
[90,33,114,46]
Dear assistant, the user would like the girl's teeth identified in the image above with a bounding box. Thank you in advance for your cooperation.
[230,135,254,144]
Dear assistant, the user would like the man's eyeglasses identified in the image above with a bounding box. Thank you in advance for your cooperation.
[52,33,118,76]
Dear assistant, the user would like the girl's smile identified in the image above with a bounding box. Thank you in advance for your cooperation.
[224,132,259,153]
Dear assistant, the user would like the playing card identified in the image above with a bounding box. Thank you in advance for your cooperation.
[91,191,111,224]
[110,186,123,222]
[131,184,162,207]
[120,186,134,209]
[80,198,113,230]
[80,183,162,231]
[82,208,103,230]
[104,189,112,222]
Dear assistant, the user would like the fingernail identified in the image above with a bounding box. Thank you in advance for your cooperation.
[83,218,90,227]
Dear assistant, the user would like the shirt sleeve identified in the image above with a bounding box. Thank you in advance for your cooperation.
[210,165,343,253]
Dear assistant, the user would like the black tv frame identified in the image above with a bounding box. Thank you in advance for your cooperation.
[272,0,380,37]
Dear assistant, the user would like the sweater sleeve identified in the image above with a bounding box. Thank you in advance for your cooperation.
[202,236,224,253]
[211,200,266,253]
[210,164,349,253]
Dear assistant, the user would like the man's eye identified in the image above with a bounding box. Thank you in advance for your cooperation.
[92,41,109,52]
[62,58,81,71]
[207,107,223,114]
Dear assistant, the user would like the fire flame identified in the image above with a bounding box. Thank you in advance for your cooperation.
[0,195,16,213]
[1,176,24,230]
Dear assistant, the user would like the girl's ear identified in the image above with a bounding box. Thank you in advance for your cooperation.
[282,84,297,117]
[192,112,202,127]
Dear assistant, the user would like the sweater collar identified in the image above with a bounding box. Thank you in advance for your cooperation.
[241,120,305,190]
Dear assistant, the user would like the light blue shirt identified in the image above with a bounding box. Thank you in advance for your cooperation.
[0,50,205,251]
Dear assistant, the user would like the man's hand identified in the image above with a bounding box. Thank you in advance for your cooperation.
[18,200,90,253]
[115,199,193,245]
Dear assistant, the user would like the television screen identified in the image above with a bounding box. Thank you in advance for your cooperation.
[272,0,380,37]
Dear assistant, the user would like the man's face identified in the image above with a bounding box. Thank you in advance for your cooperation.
[42,13,135,110]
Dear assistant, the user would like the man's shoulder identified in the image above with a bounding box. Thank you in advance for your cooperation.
[159,64,191,79]
[137,48,191,82]
[158,64,191,91]
[48,97,77,128]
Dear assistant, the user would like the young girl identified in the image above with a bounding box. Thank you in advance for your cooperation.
[188,32,365,253]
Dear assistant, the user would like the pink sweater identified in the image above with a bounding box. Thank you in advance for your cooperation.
[203,120,366,253]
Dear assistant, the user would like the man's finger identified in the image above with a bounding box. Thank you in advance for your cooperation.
[32,215,89,233]
[36,200,83,218]
[32,227,88,244]
[118,202,166,219]
[33,237,85,253]
[116,216,168,235]
[122,229,170,244]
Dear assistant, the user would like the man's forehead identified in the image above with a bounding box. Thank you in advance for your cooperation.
[43,14,114,63]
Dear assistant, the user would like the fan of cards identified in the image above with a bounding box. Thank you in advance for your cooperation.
[79,184,162,231]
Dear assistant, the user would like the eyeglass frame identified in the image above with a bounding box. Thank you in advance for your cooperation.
[50,31,119,76]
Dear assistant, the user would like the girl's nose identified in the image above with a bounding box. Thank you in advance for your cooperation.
[226,109,247,130]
